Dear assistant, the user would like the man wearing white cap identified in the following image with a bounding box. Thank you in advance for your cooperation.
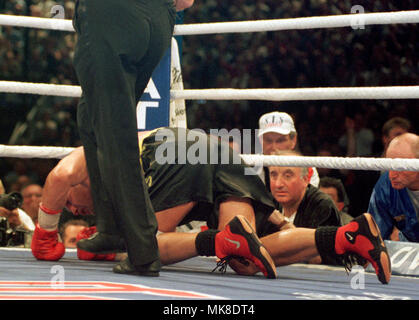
[258,111,320,188]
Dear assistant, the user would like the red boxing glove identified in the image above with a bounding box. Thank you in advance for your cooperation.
[31,225,65,261]
[76,226,116,261]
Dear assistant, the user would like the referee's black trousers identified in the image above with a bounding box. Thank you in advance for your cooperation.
[73,0,175,267]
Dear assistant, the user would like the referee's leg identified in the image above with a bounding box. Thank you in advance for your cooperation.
[73,0,164,269]
[76,96,119,236]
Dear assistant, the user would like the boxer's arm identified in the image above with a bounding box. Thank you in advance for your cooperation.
[32,147,89,261]
[41,147,88,212]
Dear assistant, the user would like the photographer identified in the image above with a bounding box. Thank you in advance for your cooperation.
[0,206,35,231]
[0,189,35,247]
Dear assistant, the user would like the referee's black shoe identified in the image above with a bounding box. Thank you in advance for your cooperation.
[113,257,160,277]
[76,232,126,254]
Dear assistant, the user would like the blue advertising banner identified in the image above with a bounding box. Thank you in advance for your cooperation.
[136,48,171,131]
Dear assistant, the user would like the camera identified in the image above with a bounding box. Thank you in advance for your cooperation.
[0,217,25,247]
[0,192,25,247]
[0,192,23,210]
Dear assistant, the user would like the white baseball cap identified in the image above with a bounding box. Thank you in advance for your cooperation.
[258,111,296,137]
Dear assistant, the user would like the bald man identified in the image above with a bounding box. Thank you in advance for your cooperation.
[368,133,419,242]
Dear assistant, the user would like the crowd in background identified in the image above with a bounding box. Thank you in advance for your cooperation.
[1,0,418,219]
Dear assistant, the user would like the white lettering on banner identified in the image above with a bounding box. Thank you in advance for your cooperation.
[363,292,411,300]
[409,251,419,271]
[391,245,419,272]
[137,101,159,130]
[366,241,419,276]
[144,79,161,99]
[293,291,411,300]
[170,37,187,128]
[171,67,183,86]
[137,78,162,129]
[391,246,415,269]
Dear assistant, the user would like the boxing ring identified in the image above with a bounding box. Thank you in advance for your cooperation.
[1,247,418,302]
[1,9,419,303]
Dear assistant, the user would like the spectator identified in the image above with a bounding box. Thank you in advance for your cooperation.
[0,184,35,235]
[59,219,89,248]
[20,183,43,224]
[339,112,375,157]
[0,182,39,246]
[259,111,298,154]
[338,112,379,218]
[368,133,419,242]
[319,177,353,225]
[268,150,341,229]
[0,206,19,229]
[57,219,123,261]
[258,111,320,189]
[381,117,412,156]
[0,206,34,232]
[366,116,412,237]
[3,159,38,192]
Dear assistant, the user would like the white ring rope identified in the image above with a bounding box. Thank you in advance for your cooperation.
[1,10,419,34]
[1,10,419,100]
[0,145,75,159]
[240,155,419,172]
[0,145,419,172]
[1,81,419,101]
[176,10,419,35]
[0,81,81,98]
[1,10,419,173]
[171,87,419,101]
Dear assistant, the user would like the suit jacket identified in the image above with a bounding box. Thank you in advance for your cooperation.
[293,184,342,228]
